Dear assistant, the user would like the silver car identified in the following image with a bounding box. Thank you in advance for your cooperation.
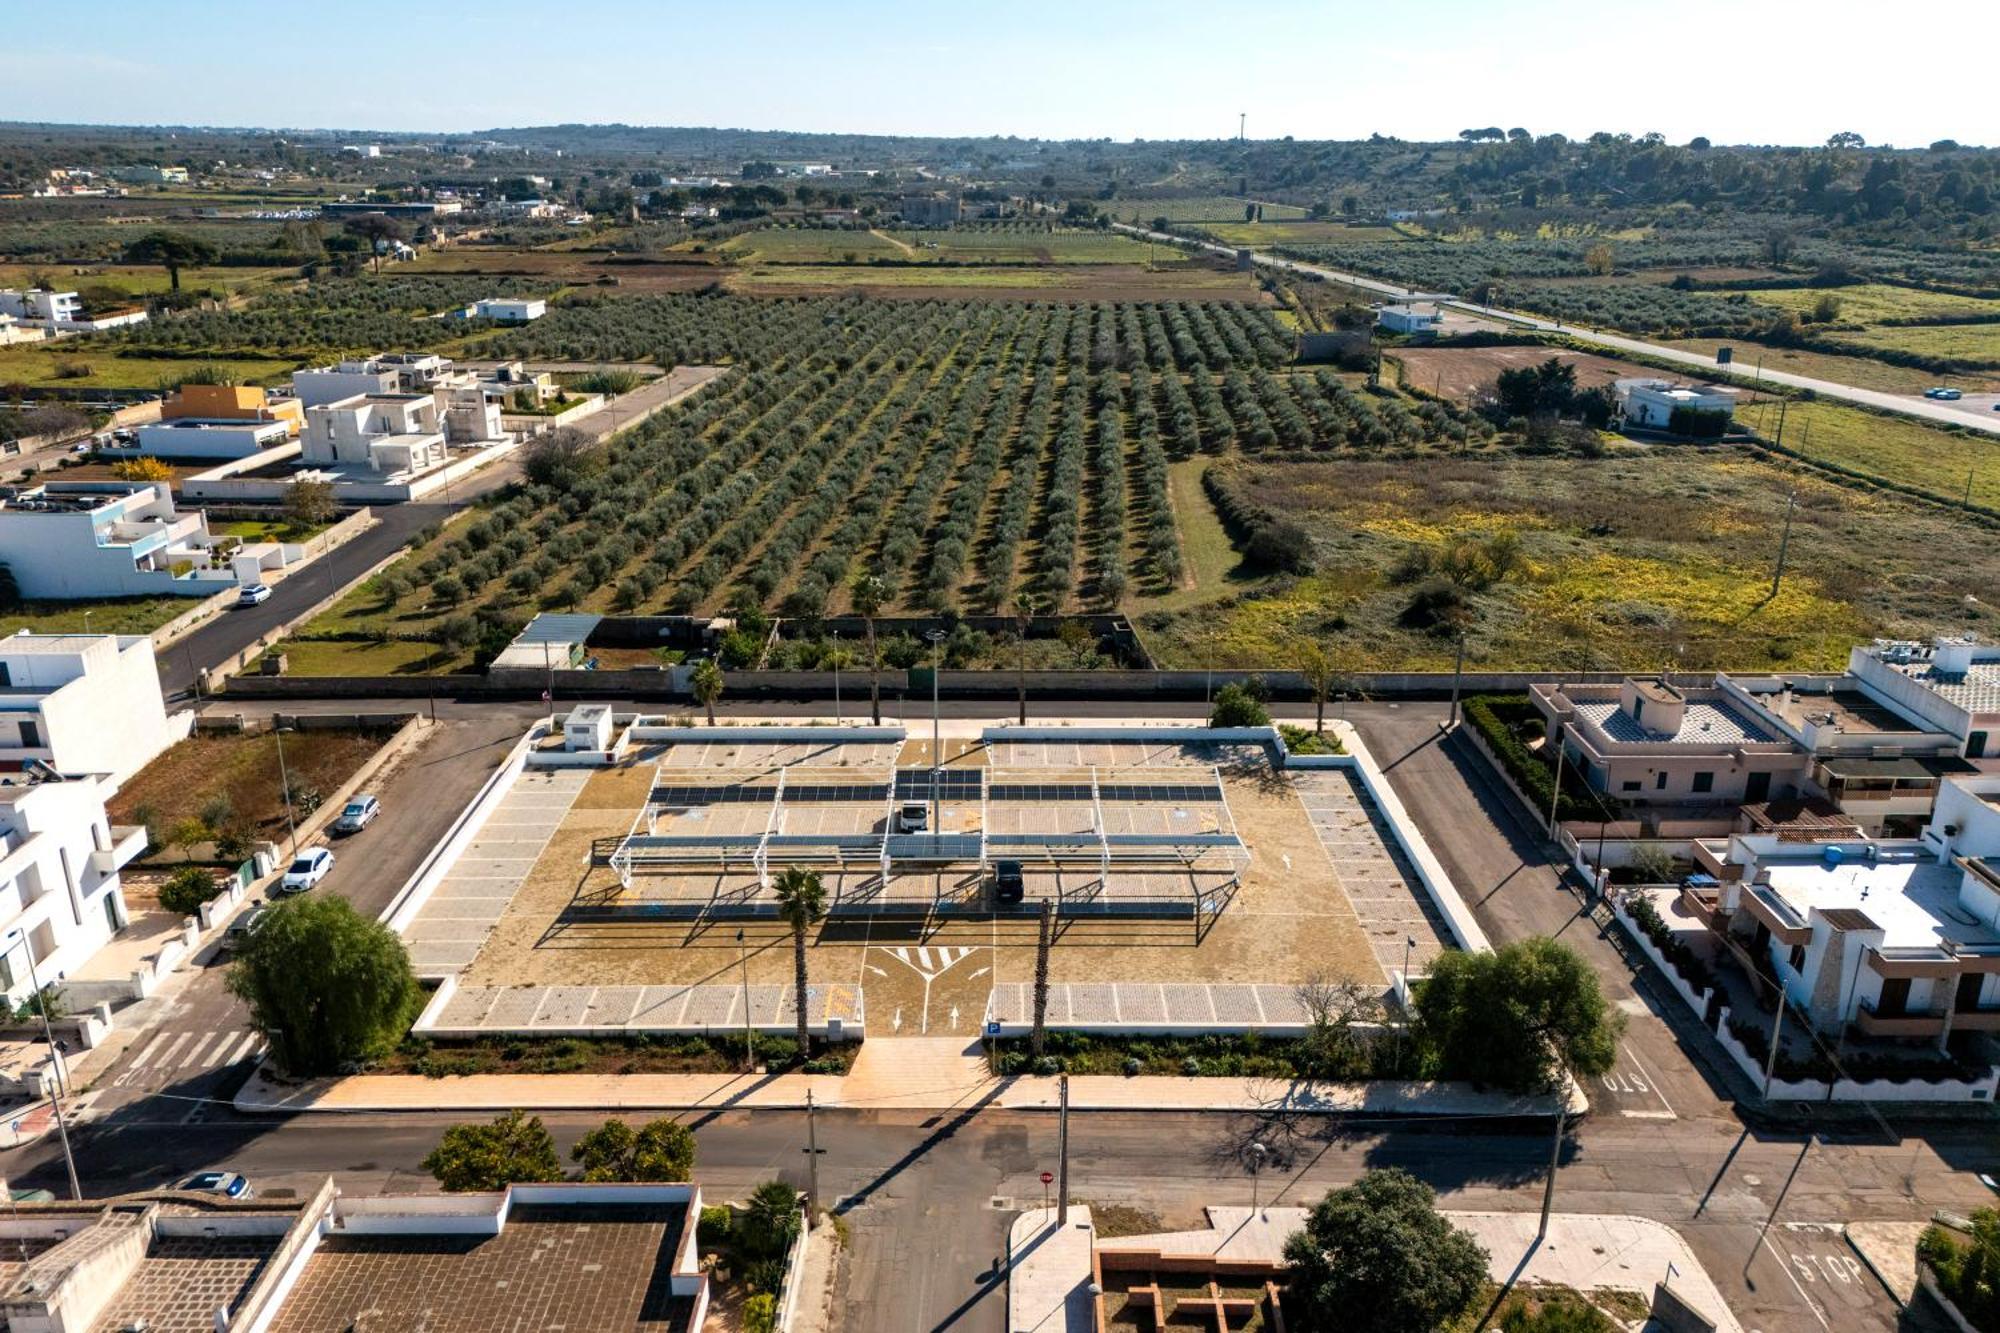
[331,794,381,834]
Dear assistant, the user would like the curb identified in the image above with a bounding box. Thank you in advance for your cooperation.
[1841,1224,1909,1310]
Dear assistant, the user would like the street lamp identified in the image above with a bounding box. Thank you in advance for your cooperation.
[925,628,947,843]
[735,928,755,1072]
[831,630,842,726]
[3,929,81,1201]
[271,718,300,860]
[1248,1141,1269,1218]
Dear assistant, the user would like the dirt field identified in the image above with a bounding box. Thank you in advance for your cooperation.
[454,743,1387,1037]
[108,728,394,852]
[1391,344,1643,401]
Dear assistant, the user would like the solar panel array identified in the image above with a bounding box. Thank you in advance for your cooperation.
[893,769,985,800]
[652,783,888,806]
[988,782,1222,804]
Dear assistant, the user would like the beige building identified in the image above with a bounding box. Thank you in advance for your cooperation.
[1531,677,1808,807]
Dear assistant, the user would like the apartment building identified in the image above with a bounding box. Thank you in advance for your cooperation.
[0,632,183,785]
[133,416,293,459]
[160,383,304,436]
[0,482,232,599]
[294,354,504,445]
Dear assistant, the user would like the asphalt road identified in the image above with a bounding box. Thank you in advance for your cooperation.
[1112,222,2000,438]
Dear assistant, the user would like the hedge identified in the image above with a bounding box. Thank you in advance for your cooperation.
[1461,693,1611,823]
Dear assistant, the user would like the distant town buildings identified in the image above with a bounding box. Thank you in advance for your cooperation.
[0,288,147,334]
[897,192,961,226]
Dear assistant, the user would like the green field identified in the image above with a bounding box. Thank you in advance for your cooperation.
[0,345,297,390]
[1114,196,1310,223]
[0,263,297,299]
[729,264,1257,294]
[1195,222,1407,248]
[0,596,195,637]
[1140,449,1999,672]
[721,226,1171,267]
[1744,283,2000,324]
[1735,395,2000,509]
[719,228,906,263]
[1661,339,2000,395]
[272,637,458,676]
[1827,322,2000,366]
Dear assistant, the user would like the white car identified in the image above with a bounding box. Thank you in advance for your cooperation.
[1925,387,1964,401]
[279,847,334,893]
[179,1171,253,1200]
[236,583,273,607]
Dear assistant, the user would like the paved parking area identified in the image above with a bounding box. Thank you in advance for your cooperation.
[985,981,1312,1028]
[656,739,899,771]
[401,769,591,976]
[422,979,863,1034]
[988,739,1260,769]
[1290,769,1452,975]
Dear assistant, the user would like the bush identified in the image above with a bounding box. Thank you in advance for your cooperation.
[742,1293,778,1333]
[1621,893,1715,994]
[1462,694,1610,824]
[1920,1211,2000,1331]
[1209,681,1270,728]
[698,1204,733,1245]
[158,865,218,917]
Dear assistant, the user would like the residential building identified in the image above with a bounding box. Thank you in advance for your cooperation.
[1376,303,1443,334]
[292,353,451,406]
[1531,676,1809,807]
[1613,377,1736,429]
[301,393,449,475]
[161,382,304,436]
[319,199,460,219]
[0,288,146,333]
[1719,671,1973,834]
[486,197,565,218]
[1848,636,2000,759]
[0,767,146,1001]
[133,416,293,459]
[470,296,547,323]
[0,1180,710,1333]
[1703,775,2000,1042]
[0,483,233,600]
[0,632,183,785]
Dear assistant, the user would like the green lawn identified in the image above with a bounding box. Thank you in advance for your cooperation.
[1827,322,2000,367]
[0,345,298,390]
[0,596,198,637]
[1735,394,2000,509]
[1744,284,2000,324]
[212,518,328,543]
[1131,459,1249,613]
[270,638,461,676]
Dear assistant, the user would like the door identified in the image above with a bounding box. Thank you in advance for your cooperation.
[1878,977,1912,1017]
[18,720,40,749]
[1970,731,1989,759]
[1745,770,1772,803]
[1956,973,1986,1014]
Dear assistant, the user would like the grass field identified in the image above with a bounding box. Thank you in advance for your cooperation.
[107,727,392,849]
[273,637,456,676]
[1195,222,1407,248]
[1113,196,1310,223]
[1827,321,2000,366]
[0,596,196,637]
[1744,283,2000,324]
[718,228,905,263]
[727,264,1262,299]
[1734,393,2000,509]
[0,345,297,390]
[1140,448,2000,672]
[0,263,297,299]
[212,517,328,543]
[721,226,1172,267]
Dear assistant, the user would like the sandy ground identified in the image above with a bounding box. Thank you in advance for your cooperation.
[1393,344,1644,402]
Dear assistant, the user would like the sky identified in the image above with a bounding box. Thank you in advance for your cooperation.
[5,0,1994,148]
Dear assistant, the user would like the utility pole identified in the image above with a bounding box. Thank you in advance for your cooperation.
[1538,1070,1567,1242]
[1773,396,1789,448]
[8,931,79,1200]
[1032,899,1053,1058]
[805,1087,820,1229]
[736,928,755,1071]
[1545,725,1567,837]
[1751,1135,1817,1264]
[926,627,946,843]
[1770,490,1798,599]
[1238,112,1245,144]
[1446,629,1467,729]
[1966,467,1976,507]
[1056,1074,1070,1226]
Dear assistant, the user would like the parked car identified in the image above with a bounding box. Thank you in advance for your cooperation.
[330,794,381,835]
[178,1171,253,1200]
[236,583,272,607]
[278,847,334,893]
[992,858,1025,906]
[897,802,928,833]
[224,902,270,952]
[1925,386,1964,400]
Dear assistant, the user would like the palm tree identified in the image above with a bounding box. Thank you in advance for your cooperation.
[850,572,886,726]
[773,867,827,1054]
[689,658,725,726]
[1032,898,1053,1059]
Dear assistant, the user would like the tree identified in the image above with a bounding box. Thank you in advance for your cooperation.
[1294,639,1337,735]
[571,1116,697,1182]
[1031,898,1053,1059]
[520,426,600,491]
[422,1109,563,1192]
[689,657,725,726]
[772,867,827,1054]
[433,614,477,665]
[167,816,209,863]
[226,894,424,1076]
[1494,357,1579,418]
[1584,243,1614,276]
[850,572,886,725]
[123,230,218,292]
[740,1179,803,1258]
[284,476,338,529]
[158,864,217,916]
[343,213,407,272]
[1283,1168,1488,1333]
[1826,131,1866,150]
[1208,681,1270,728]
[111,457,174,484]
[1417,937,1624,1092]
[1010,594,1038,726]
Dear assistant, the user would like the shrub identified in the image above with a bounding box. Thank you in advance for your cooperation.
[1462,694,1610,823]
[742,1293,778,1333]
[1209,681,1270,728]
[158,865,218,917]
[698,1204,733,1245]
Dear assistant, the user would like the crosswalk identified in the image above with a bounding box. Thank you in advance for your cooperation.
[886,945,977,978]
[110,1028,265,1090]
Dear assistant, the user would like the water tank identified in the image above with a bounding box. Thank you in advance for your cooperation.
[1822,846,1844,867]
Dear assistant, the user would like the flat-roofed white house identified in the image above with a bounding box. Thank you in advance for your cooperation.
[301,393,448,476]
[132,416,293,460]
[292,353,453,407]
[0,483,234,599]
[1847,636,2000,760]
[0,632,184,786]
[1613,377,1736,429]
[470,297,546,324]
[1702,775,2000,1044]
[1376,303,1443,335]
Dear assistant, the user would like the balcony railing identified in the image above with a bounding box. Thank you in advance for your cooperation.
[1855,998,1948,1037]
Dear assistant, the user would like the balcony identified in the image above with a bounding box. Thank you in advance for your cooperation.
[89,824,148,876]
[1855,998,1948,1037]
[1743,884,1812,947]
[1953,1007,2000,1032]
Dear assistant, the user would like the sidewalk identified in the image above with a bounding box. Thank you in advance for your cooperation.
[1844,1219,1925,1307]
[1018,1204,1744,1333]
[235,1035,1579,1118]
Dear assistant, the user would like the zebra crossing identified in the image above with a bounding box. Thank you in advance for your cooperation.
[110,1027,265,1090]
[886,945,977,978]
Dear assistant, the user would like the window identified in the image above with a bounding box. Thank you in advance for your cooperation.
[1655,772,1668,790]
[17,720,39,749]
[1621,780,1641,792]
[1788,944,1806,973]
[1691,772,1715,794]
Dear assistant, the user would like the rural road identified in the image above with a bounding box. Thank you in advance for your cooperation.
[1113,222,2000,438]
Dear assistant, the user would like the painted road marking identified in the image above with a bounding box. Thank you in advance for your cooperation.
[127,1034,168,1071]
[225,1032,262,1065]
[181,1033,220,1068]
[888,946,976,978]
[1602,1046,1676,1118]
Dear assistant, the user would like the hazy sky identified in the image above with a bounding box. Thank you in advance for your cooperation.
[6,0,1993,147]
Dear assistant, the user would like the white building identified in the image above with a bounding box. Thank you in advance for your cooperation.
[0,774,147,1006]
[0,483,233,600]
[109,165,188,184]
[292,354,453,407]
[302,393,449,475]
[1376,303,1443,335]
[470,297,546,323]
[0,633,183,786]
[132,417,292,460]
[486,198,564,219]
[1848,637,2000,760]
[1708,775,2000,1042]
[1613,378,1736,430]
[0,289,146,334]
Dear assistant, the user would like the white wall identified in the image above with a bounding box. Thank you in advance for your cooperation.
[292,367,397,407]
[135,420,286,459]
[0,776,131,1005]
[0,637,179,786]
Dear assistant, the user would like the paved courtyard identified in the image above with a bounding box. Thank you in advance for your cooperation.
[1291,768,1454,975]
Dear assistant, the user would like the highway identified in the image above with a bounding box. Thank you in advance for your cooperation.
[1114,221,2000,438]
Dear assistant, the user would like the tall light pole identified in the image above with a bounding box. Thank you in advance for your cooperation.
[831,631,842,725]
[925,627,947,843]
[1538,1068,1567,1242]
[735,928,755,1071]
[1447,628,1467,730]
[5,930,80,1201]
[271,718,299,860]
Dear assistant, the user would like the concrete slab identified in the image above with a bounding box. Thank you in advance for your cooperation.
[1007,1205,1097,1333]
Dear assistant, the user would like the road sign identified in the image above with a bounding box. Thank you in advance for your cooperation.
[986,1020,1001,1037]
[1040,1171,1054,1185]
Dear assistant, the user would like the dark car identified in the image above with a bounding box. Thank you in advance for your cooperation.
[992,859,1025,905]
